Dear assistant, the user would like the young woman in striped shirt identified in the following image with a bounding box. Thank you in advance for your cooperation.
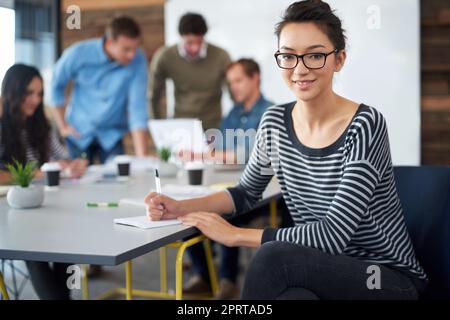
[145,0,427,299]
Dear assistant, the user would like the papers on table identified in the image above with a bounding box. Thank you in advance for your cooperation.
[73,157,159,184]
[126,156,159,172]
[119,184,216,208]
[114,216,182,229]
[148,118,208,153]
[159,184,215,199]
[0,185,12,197]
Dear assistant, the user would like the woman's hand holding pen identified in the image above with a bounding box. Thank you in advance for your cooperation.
[144,192,241,247]
[144,192,186,221]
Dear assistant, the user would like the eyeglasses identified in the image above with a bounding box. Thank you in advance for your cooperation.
[274,49,338,70]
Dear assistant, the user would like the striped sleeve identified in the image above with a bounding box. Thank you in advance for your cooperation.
[263,109,392,255]
[227,113,274,214]
[48,129,69,161]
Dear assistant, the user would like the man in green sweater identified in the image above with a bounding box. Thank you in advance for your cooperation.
[149,13,231,130]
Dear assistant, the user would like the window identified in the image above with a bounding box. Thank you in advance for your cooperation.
[0,0,59,105]
[15,0,59,105]
[0,6,15,86]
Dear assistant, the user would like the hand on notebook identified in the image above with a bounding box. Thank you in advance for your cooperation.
[178,212,238,247]
[144,192,185,221]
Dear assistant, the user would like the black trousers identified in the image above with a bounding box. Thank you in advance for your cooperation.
[25,261,71,300]
[242,241,427,300]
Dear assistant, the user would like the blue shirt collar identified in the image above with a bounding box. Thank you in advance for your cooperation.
[236,93,267,115]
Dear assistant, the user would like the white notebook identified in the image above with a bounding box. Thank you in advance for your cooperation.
[114,216,182,229]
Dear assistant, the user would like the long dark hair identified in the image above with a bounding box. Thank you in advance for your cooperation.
[1,64,50,166]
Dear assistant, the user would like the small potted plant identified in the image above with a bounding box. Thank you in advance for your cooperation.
[157,146,178,177]
[5,159,44,209]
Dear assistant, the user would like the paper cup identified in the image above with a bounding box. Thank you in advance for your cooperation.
[114,155,131,177]
[185,162,204,185]
[41,162,61,187]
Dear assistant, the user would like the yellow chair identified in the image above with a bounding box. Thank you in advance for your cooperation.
[0,271,9,300]
[269,198,278,228]
[82,235,218,300]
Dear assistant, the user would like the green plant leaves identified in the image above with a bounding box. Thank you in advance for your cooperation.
[157,147,172,162]
[4,159,37,188]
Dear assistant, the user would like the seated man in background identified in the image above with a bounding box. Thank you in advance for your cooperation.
[183,58,273,299]
[180,58,273,164]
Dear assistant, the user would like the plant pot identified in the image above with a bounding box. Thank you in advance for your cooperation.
[158,161,178,177]
[6,185,44,209]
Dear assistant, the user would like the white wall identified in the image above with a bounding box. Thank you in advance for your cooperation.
[165,0,420,165]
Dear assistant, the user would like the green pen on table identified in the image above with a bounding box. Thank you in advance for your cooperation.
[86,202,119,208]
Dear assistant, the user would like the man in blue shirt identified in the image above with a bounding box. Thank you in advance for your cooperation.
[185,58,273,299]
[51,16,149,164]
[216,58,273,164]
[180,58,273,165]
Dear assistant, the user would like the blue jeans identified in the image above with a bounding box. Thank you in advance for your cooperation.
[66,139,124,164]
[188,243,239,284]
[242,241,427,300]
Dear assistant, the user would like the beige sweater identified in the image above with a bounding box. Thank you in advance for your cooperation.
[149,43,231,130]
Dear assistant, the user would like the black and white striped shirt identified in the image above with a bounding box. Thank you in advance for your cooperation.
[228,102,427,280]
[0,124,68,169]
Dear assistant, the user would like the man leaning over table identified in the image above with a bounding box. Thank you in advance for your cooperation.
[50,16,149,279]
[50,16,149,165]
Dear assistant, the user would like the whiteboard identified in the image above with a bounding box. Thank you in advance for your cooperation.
[165,0,420,165]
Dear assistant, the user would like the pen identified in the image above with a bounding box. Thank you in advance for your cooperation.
[86,202,119,208]
[154,169,165,216]
[155,169,162,194]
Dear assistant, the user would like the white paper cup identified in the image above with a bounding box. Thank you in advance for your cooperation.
[41,162,61,186]
[114,155,131,176]
[185,162,204,185]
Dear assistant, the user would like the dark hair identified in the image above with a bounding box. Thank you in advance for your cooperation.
[275,0,346,50]
[106,16,141,40]
[178,13,208,36]
[0,64,50,166]
[227,58,261,78]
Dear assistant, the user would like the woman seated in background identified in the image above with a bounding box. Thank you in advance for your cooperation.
[0,63,88,299]
[0,64,87,184]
